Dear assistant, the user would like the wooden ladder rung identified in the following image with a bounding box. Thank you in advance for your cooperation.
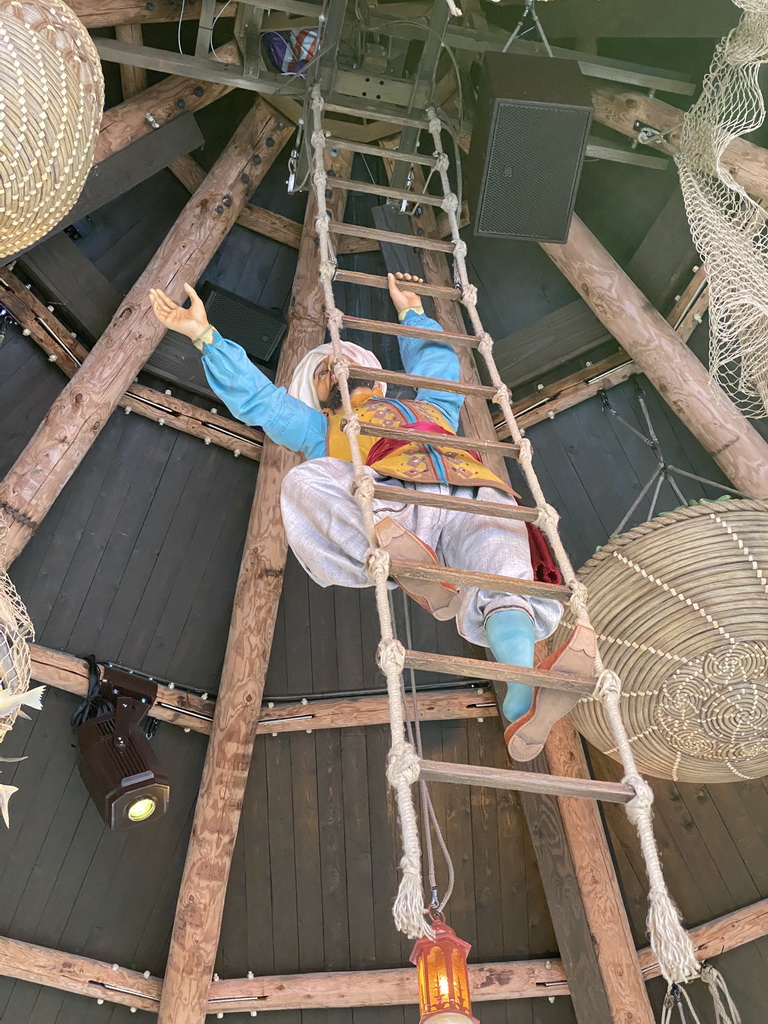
[419,759,635,804]
[390,560,568,601]
[373,484,539,523]
[329,223,454,254]
[361,425,519,460]
[324,137,438,167]
[342,314,477,348]
[348,364,499,399]
[334,270,460,300]
[403,650,593,696]
[327,177,444,207]
[324,101,429,130]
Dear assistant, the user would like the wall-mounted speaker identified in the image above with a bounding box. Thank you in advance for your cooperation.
[466,52,593,243]
[201,284,287,365]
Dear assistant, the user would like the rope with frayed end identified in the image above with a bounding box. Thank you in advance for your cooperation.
[424,105,740,1014]
[308,86,430,939]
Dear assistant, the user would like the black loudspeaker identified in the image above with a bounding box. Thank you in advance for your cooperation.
[201,284,287,364]
[466,53,593,243]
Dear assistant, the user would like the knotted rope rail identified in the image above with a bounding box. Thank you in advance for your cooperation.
[307,83,704,990]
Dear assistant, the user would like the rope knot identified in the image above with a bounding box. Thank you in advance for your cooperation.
[624,773,654,823]
[453,239,468,260]
[462,283,478,306]
[517,436,533,465]
[342,415,361,439]
[327,308,344,333]
[386,740,420,787]
[354,473,375,503]
[441,192,459,215]
[536,502,560,533]
[568,579,590,621]
[594,667,621,702]
[428,115,442,136]
[331,354,350,379]
[377,636,406,675]
[366,545,390,582]
[310,129,326,149]
[319,264,334,284]
[434,152,450,173]
[478,333,494,359]
[494,383,511,406]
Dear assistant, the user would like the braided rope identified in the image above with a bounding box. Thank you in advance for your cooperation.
[425,108,700,985]
[309,87,431,940]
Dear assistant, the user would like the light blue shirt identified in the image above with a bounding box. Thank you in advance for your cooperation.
[201,310,464,461]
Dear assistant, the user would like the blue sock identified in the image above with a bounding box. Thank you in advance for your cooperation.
[485,608,536,722]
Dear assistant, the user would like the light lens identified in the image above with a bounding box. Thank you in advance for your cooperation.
[127,796,157,822]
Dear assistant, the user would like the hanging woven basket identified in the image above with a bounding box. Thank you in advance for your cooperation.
[555,498,768,784]
[0,0,104,258]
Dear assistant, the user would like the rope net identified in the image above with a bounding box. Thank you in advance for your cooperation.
[676,1,768,418]
[307,85,706,992]
[0,523,34,746]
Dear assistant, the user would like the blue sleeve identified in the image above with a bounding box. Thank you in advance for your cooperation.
[398,310,464,431]
[201,330,327,460]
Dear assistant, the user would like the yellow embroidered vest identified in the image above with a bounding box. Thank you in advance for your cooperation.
[325,397,514,495]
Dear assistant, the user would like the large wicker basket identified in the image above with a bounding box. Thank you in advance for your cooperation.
[0,0,104,258]
[557,499,768,783]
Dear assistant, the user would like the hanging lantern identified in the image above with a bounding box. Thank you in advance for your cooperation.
[410,917,479,1024]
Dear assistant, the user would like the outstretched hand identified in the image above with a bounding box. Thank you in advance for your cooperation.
[149,283,210,341]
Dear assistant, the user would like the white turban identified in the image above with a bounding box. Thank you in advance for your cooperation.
[288,342,386,413]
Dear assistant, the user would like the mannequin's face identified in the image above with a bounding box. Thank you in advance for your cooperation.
[313,355,378,413]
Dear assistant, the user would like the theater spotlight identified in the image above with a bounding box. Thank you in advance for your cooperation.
[74,663,170,831]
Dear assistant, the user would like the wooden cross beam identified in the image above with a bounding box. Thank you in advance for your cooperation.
[67,0,235,28]
[539,215,768,498]
[0,898,765,1012]
[155,148,355,1024]
[0,100,291,567]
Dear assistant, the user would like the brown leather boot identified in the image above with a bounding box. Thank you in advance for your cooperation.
[504,624,598,762]
[374,517,461,621]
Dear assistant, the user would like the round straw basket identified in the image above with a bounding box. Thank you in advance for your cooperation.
[557,499,768,783]
[0,0,104,258]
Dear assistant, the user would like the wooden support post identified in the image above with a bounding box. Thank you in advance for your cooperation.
[0,899,766,1012]
[540,215,768,498]
[169,153,303,249]
[156,148,354,1024]
[114,24,148,98]
[0,101,291,567]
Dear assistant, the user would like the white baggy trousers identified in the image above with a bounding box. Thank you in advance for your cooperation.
[281,458,562,649]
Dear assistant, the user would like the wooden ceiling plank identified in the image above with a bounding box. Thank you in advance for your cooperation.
[0,271,264,461]
[539,215,768,498]
[0,101,292,567]
[169,154,302,249]
[155,148,355,1024]
[0,899,767,1012]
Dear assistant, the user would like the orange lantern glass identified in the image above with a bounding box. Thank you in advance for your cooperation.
[410,917,479,1024]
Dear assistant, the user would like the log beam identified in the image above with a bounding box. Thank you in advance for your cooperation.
[28,642,495,737]
[155,148,355,1024]
[540,216,768,498]
[169,154,302,249]
[0,101,292,567]
[0,899,766,1012]
[114,24,148,98]
[67,0,234,29]
[591,84,768,206]
[0,271,264,460]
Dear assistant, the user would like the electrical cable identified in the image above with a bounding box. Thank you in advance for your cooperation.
[177,0,187,55]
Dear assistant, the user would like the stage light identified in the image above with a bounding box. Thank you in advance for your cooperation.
[75,664,169,831]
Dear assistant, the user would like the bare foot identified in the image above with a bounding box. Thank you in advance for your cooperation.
[387,271,425,314]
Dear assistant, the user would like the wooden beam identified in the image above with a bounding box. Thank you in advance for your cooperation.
[0,101,292,567]
[169,154,302,249]
[156,148,355,1024]
[28,642,497,737]
[115,24,148,97]
[591,83,768,206]
[67,0,234,29]
[420,758,635,803]
[95,40,242,165]
[539,215,768,498]
[1,899,766,1012]
[0,272,264,460]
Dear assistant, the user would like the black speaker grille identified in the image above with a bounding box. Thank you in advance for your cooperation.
[205,289,286,363]
[476,101,592,242]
